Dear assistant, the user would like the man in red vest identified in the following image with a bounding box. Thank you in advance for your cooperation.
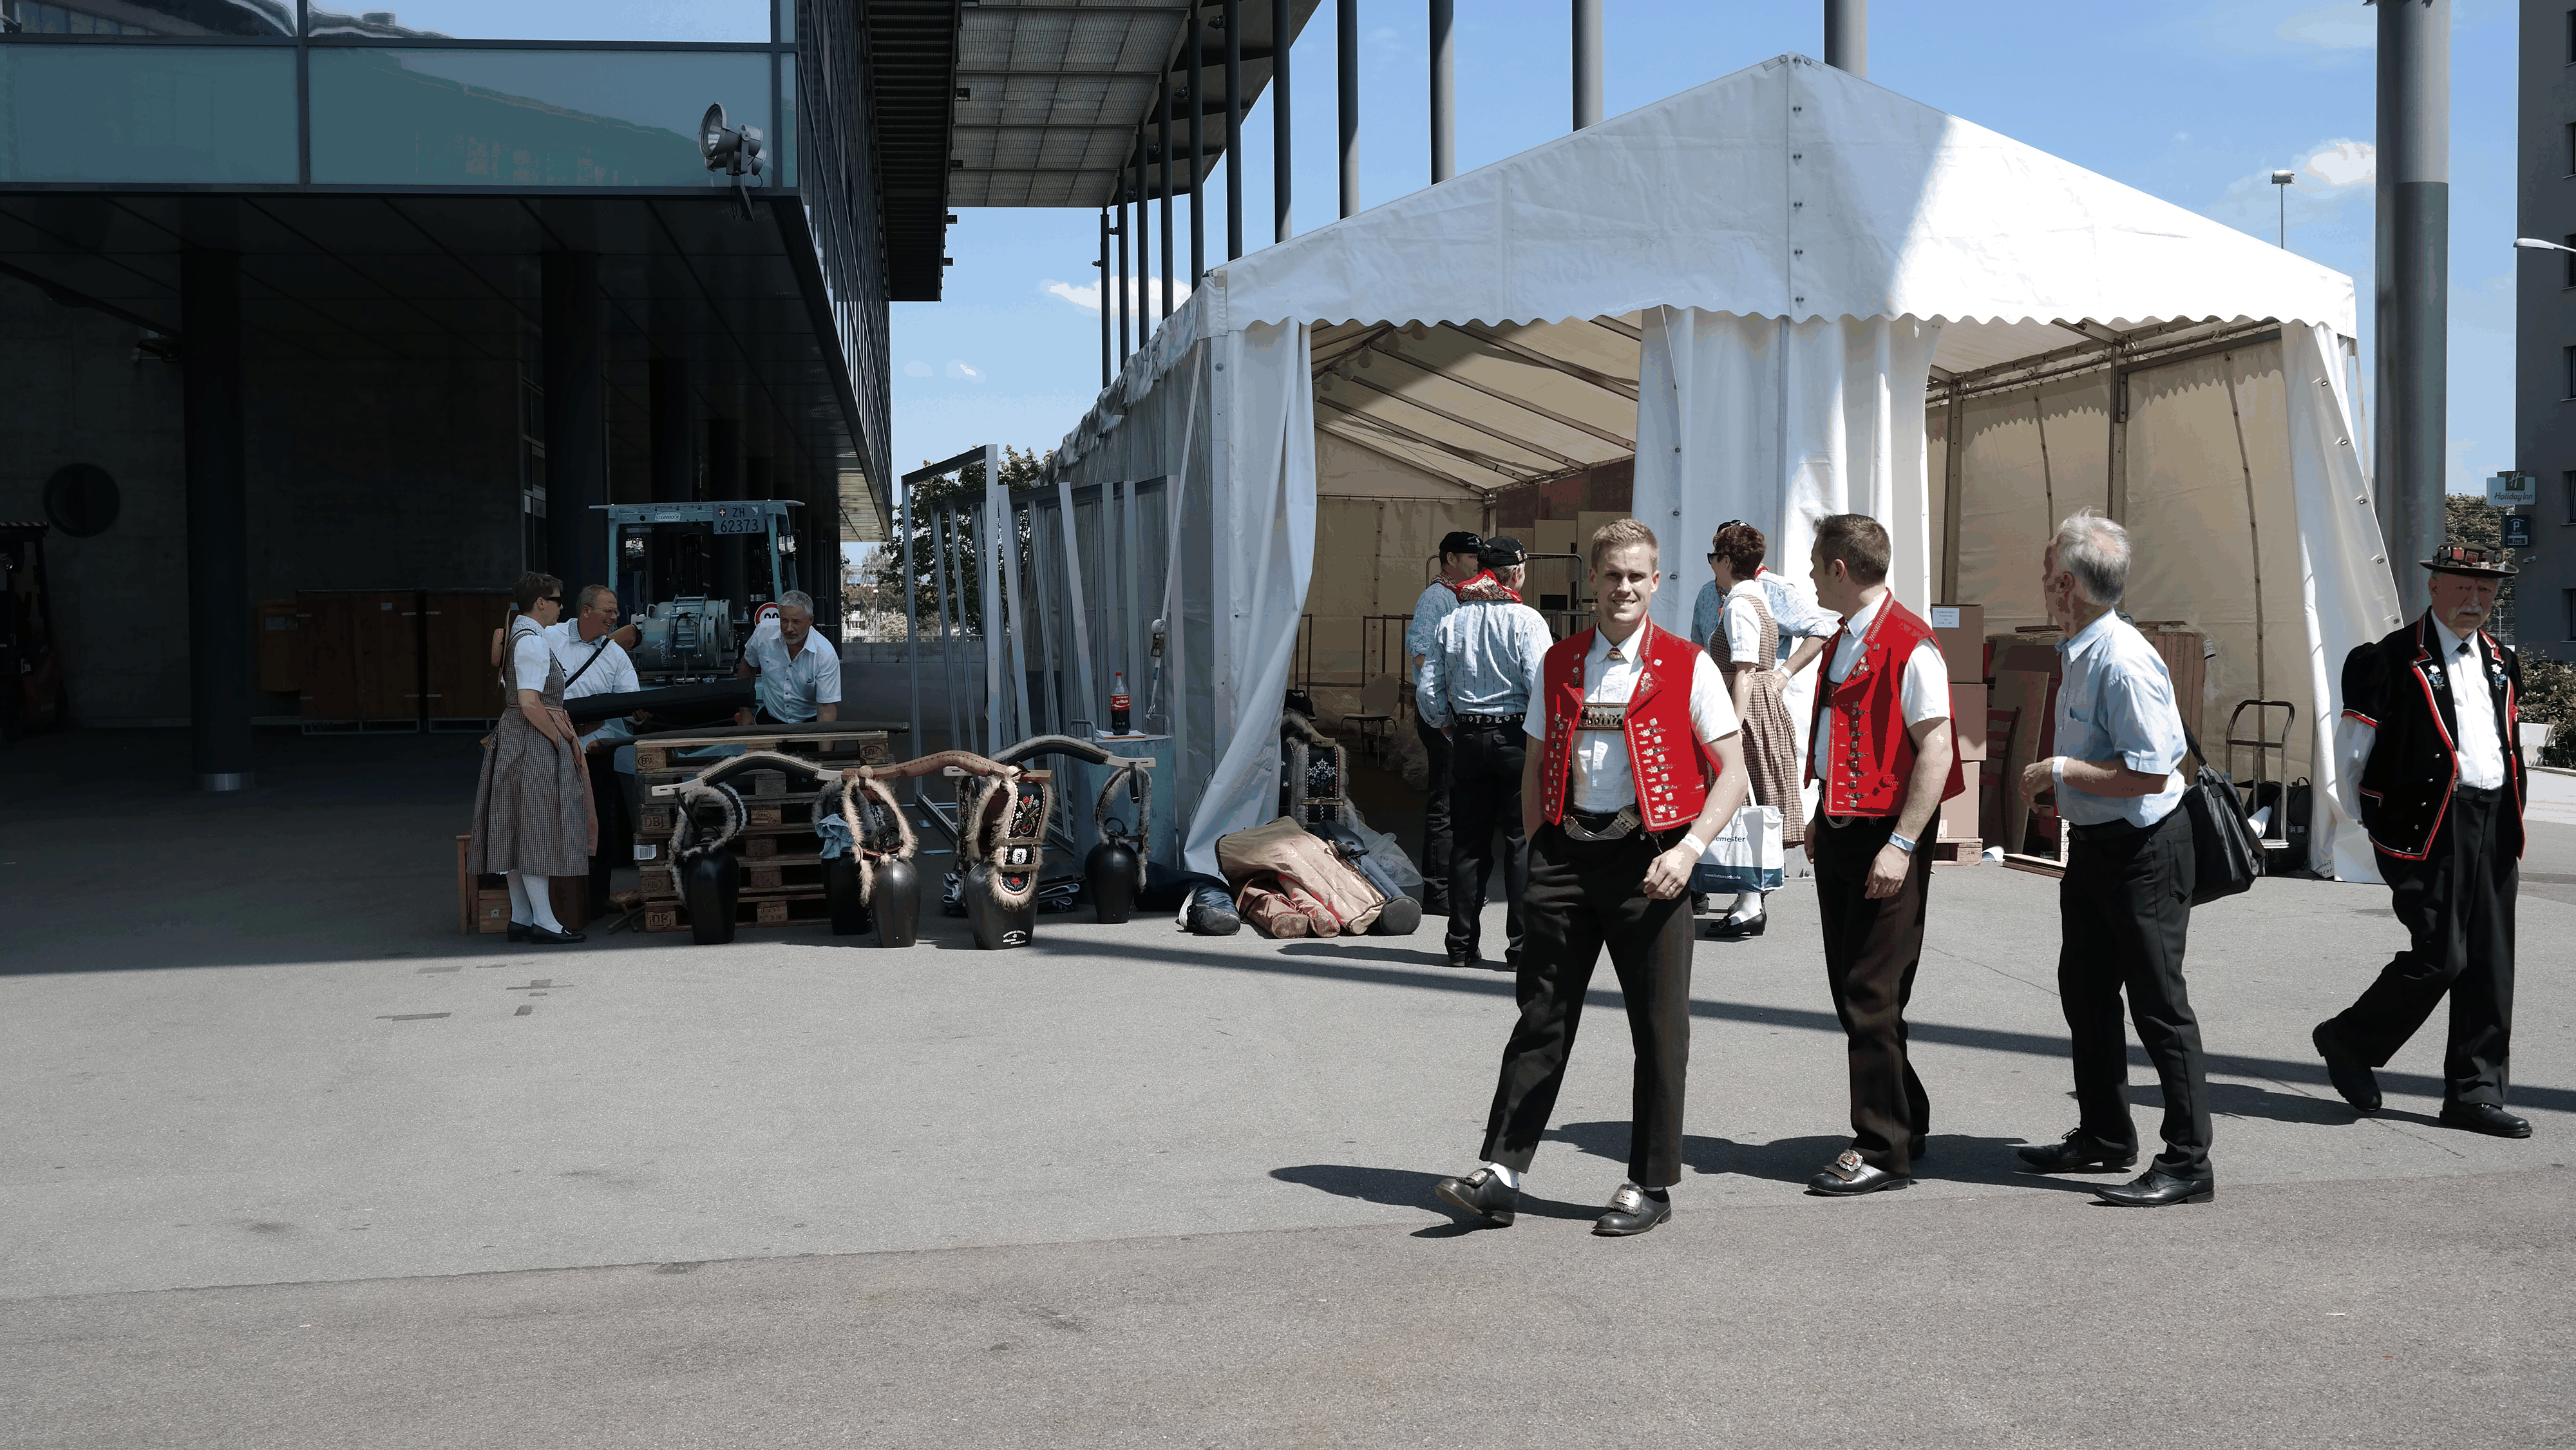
[1432,520,1750,1237]
[1801,513,1963,1196]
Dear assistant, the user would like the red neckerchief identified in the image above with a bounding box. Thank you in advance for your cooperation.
[1452,569,1522,604]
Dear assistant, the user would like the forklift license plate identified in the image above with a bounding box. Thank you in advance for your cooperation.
[713,505,767,535]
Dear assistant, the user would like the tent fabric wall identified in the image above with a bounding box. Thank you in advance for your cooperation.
[1633,309,1942,626]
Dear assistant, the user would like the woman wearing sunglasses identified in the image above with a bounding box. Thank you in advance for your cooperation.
[464,571,595,944]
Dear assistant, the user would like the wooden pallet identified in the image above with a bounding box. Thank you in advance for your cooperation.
[641,857,828,898]
[642,891,833,933]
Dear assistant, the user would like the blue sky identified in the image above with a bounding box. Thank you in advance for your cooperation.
[887,0,2517,502]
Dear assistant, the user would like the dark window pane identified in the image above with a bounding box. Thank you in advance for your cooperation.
[3,1,290,37]
[0,44,296,181]
[305,2,768,42]
[779,52,794,186]
[778,0,793,44]
[309,48,770,187]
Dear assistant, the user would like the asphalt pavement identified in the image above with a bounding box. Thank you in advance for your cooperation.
[3,730,2571,1447]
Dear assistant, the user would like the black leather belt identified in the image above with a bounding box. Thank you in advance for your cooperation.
[2456,784,2505,802]
[1454,712,1524,728]
[2067,817,2145,842]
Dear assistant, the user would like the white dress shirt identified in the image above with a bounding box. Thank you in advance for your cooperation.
[1528,625,1739,813]
[741,626,843,723]
[1811,593,1951,781]
[1721,580,1768,664]
[508,619,555,696]
[544,620,642,742]
[2432,617,2507,790]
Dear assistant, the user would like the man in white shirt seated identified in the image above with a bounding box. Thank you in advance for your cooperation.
[545,585,644,910]
[734,590,841,726]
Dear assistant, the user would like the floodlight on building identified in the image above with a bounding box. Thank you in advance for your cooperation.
[697,102,767,220]
[2270,170,2295,249]
[2514,236,2576,253]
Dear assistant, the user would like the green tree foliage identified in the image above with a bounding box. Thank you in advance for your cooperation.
[858,446,1054,637]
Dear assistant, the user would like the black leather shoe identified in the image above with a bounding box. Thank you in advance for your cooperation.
[1446,951,1484,971]
[2095,1168,2214,1207]
[526,925,585,945]
[1807,1148,1910,1196]
[2439,1102,2532,1138]
[1703,915,1765,940]
[507,922,529,942]
[1433,1167,1517,1226]
[1593,1183,1671,1236]
[2016,1128,2139,1174]
[2312,1020,2381,1114]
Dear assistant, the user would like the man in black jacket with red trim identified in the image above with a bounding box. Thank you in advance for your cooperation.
[2313,544,2530,1138]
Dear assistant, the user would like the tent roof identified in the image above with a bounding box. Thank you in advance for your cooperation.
[1204,52,2354,339]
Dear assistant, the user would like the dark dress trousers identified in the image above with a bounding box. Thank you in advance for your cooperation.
[1416,716,1455,910]
[2060,806,2209,1176]
[2333,615,2525,1107]
[584,744,630,908]
[1445,722,1528,962]
[1812,814,1932,1174]
[1481,821,1694,1188]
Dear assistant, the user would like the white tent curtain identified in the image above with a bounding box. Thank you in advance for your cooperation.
[1633,309,1942,625]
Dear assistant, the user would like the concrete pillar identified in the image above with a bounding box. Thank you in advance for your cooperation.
[1429,0,1454,183]
[1572,0,1601,129]
[1824,0,1865,77]
[2376,0,2449,616]
[182,248,252,792]
[542,251,605,592]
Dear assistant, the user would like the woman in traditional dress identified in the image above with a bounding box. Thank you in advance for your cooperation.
[1703,523,1804,940]
[466,571,595,944]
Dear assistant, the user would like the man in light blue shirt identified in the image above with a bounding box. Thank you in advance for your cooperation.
[1418,538,1553,970]
[734,591,842,725]
[2011,511,2211,1209]
[1404,529,1485,913]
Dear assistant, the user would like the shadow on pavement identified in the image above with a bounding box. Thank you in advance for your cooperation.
[1547,1121,2132,1197]
[1267,1163,1601,1232]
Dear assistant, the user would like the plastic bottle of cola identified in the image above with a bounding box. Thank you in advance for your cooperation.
[1110,673,1131,735]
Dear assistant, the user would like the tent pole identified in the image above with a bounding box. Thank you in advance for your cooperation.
[1338,0,1359,216]
[1273,0,1293,241]
[2107,371,2129,526]
[1226,0,1244,257]
[1571,0,1601,130]
[1160,76,1176,320]
[1429,0,1454,183]
[1940,393,1964,602]
[1056,473,1099,734]
[1133,131,1151,338]
[1115,186,1131,363]
[1097,210,1112,387]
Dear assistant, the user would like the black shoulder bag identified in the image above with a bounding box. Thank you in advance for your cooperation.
[2174,720,2263,907]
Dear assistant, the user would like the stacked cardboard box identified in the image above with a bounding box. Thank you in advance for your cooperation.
[1929,605,1987,850]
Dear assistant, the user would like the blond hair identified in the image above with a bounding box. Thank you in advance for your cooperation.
[1587,519,1660,570]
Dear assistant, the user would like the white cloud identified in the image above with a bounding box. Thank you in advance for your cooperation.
[1041,275,1193,315]
[947,360,983,381]
[2302,140,2374,188]
[902,360,932,378]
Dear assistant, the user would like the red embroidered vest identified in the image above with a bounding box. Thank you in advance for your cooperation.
[1806,596,1968,817]
[1538,618,1712,832]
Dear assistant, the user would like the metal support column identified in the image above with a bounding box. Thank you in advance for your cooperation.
[1188,3,1206,281]
[1824,0,1865,77]
[1273,0,1293,242]
[1159,79,1175,319]
[1338,0,1359,217]
[981,443,1009,752]
[1429,0,1454,183]
[542,250,605,591]
[1117,175,1133,360]
[1572,0,1601,130]
[1133,133,1151,337]
[182,247,252,792]
[1097,210,1112,386]
[1226,0,1245,256]
[2376,0,2448,616]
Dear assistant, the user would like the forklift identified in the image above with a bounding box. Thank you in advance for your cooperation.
[596,501,801,686]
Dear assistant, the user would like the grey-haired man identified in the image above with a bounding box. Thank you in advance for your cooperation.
[735,591,841,726]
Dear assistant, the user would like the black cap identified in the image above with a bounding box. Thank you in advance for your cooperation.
[1479,536,1528,568]
[1438,530,1484,558]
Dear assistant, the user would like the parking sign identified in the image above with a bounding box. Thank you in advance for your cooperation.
[2503,514,2534,549]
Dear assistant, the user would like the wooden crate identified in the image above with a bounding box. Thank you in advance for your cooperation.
[629,726,895,931]
[644,892,831,933]
[298,589,422,730]
[424,591,512,725]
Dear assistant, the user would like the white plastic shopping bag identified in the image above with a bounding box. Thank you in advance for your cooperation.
[1689,804,1784,895]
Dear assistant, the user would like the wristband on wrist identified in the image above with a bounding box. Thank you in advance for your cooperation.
[1888,832,1917,854]
[1678,834,1707,857]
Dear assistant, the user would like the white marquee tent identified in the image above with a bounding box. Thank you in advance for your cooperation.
[1032,52,2402,881]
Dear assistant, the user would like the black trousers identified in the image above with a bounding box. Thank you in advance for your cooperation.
[2059,807,2210,1176]
[2333,785,2516,1106]
[1416,716,1455,909]
[1445,723,1528,961]
[585,747,631,905]
[1480,822,1694,1187]
[1812,815,1932,1174]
